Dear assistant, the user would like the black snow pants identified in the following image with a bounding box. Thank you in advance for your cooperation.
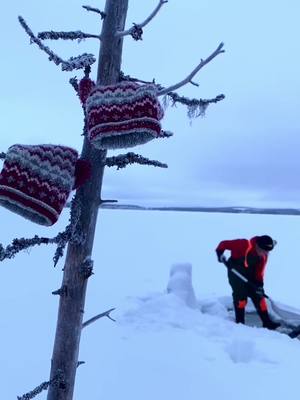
[227,269,268,324]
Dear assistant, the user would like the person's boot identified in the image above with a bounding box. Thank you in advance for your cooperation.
[234,306,245,324]
[259,311,281,330]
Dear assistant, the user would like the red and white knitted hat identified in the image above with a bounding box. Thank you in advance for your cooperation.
[85,81,164,149]
[0,144,90,226]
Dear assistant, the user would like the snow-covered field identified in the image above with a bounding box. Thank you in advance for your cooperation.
[1,208,300,400]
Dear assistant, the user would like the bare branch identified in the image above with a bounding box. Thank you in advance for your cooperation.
[38,30,101,41]
[82,308,116,329]
[119,71,156,85]
[82,5,106,19]
[52,285,68,297]
[116,0,168,40]
[0,152,6,160]
[100,199,118,205]
[105,152,168,169]
[18,16,96,71]
[159,42,225,95]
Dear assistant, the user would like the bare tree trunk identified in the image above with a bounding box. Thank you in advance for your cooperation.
[47,1,129,399]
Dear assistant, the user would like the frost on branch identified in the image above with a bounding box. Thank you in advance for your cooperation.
[18,16,96,71]
[119,72,225,119]
[163,92,225,118]
[61,54,96,71]
[129,24,143,41]
[17,371,65,400]
[0,196,83,267]
[116,0,168,40]
[132,42,225,118]
[69,77,79,93]
[38,30,100,41]
[53,195,83,267]
[105,152,168,170]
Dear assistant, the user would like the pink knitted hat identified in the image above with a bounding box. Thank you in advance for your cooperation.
[85,81,164,149]
[0,144,89,226]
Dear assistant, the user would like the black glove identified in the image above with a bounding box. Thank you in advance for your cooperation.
[216,250,227,264]
[255,285,265,297]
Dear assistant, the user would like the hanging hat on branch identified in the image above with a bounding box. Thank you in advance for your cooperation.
[85,81,164,150]
[0,144,91,226]
[78,76,96,105]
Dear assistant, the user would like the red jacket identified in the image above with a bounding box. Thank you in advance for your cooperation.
[216,237,268,284]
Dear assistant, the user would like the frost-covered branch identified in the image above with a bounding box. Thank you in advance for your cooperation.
[0,197,83,266]
[163,92,225,118]
[53,196,83,267]
[38,30,101,41]
[0,152,6,160]
[116,0,168,40]
[0,236,54,263]
[18,16,62,66]
[82,308,116,328]
[69,77,79,93]
[119,72,225,118]
[105,152,168,169]
[159,42,225,95]
[160,130,174,138]
[18,16,96,71]
[82,5,106,19]
[17,371,64,400]
[62,54,96,71]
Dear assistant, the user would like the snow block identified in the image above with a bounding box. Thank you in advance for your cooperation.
[167,263,198,308]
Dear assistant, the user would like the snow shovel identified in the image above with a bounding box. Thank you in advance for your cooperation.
[221,258,300,338]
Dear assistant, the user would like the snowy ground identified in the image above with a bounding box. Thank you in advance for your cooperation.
[1,208,300,400]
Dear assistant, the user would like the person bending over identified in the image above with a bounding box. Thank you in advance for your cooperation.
[215,235,280,330]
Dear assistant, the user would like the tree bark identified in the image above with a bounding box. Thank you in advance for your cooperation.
[47,1,129,399]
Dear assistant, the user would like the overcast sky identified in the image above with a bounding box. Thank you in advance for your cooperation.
[1,0,300,208]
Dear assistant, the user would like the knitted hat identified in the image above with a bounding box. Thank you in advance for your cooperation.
[85,81,164,149]
[0,144,88,226]
[256,235,276,251]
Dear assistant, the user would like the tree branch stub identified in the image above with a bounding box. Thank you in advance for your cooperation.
[116,0,168,39]
[82,5,106,19]
[82,308,116,329]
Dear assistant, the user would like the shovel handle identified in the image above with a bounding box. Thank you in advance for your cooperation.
[222,260,269,299]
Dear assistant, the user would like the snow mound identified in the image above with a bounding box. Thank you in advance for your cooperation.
[166,263,197,308]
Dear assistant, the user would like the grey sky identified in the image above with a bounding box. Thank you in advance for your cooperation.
[1,0,300,207]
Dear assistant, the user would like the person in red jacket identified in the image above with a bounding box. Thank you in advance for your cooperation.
[215,235,281,330]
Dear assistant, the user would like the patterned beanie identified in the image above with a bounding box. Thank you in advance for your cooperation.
[85,81,164,150]
[0,144,90,226]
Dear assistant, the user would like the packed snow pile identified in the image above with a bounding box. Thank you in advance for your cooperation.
[166,262,198,308]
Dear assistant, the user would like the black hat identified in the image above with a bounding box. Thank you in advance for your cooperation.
[256,235,276,251]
